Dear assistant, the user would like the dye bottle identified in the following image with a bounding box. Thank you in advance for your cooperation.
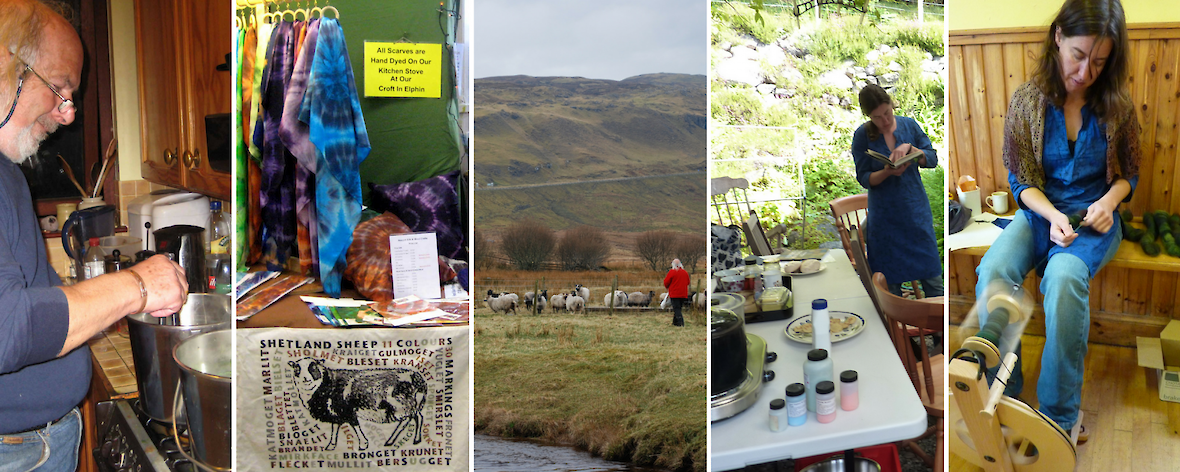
[840,370,859,411]
[816,381,837,423]
[785,383,807,426]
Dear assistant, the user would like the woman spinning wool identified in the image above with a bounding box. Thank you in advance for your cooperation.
[974,0,1139,442]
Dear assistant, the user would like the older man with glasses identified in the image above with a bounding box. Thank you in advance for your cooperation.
[0,1,189,469]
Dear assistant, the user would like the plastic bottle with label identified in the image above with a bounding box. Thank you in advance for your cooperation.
[804,348,834,412]
[83,237,105,280]
[206,201,232,294]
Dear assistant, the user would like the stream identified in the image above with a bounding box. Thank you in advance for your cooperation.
[475,434,671,472]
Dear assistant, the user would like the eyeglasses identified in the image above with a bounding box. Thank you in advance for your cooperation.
[23,64,74,114]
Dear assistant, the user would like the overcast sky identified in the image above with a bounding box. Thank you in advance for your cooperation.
[474,0,707,80]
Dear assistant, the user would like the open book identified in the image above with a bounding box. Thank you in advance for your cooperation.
[867,148,923,168]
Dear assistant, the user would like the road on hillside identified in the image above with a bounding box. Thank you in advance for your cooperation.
[473,171,706,191]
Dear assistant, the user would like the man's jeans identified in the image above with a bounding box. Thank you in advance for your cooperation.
[0,408,82,472]
[974,210,1119,431]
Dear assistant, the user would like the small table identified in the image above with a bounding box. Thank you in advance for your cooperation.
[710,252,928,471]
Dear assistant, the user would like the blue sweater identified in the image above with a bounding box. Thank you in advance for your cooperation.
[0,155,89,434]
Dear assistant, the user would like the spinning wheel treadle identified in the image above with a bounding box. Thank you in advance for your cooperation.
[949,395,1077,472]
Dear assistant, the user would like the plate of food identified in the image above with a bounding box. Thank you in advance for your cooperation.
[781,260,826,276]
[784,311,865,344]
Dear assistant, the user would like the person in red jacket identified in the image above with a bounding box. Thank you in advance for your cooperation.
[663,259,690,327]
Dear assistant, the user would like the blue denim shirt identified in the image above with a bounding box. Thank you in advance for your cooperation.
[1009,104,1134,276]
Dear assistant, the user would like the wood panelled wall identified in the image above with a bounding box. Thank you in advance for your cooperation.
[948,24,1180,347]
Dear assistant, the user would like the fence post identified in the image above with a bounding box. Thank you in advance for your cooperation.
[533,280,540,315]
[609,276,618,317]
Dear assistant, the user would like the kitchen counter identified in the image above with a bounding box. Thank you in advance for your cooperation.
[87,327,138,397]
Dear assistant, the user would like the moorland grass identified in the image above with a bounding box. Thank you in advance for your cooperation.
[474,308,706,472]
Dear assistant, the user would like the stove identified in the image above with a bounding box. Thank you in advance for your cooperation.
[93,399,199,472]
[710,333,777,422]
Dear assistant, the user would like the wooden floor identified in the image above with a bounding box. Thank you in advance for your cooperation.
[950,335,1180,471]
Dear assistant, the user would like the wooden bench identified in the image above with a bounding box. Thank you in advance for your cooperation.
[950,222,1180,347]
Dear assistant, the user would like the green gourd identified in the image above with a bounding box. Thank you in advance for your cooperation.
[1143,240,1162,257]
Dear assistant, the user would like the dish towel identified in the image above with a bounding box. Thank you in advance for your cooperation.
[302,18,370,297]
[280,18,321,277]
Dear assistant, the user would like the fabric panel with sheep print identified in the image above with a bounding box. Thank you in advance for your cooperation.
[235,327,470,471]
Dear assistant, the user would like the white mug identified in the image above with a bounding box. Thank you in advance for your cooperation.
[987,191,1009,214]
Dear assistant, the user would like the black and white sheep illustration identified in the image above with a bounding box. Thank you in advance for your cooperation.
[287,357,428,451]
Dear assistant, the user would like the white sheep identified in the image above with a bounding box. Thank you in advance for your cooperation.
[627,291,654,307]
[550,293,566,313]
[574,284,590,301]
[535,290,548,312]
[692,292,707,311]
[524,291,535,309]
[484,292,517,314]
[565,294,585,313]
[603,291,626,307]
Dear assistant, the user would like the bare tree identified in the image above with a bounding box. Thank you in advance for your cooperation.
[556,226,611,271]
[501,219,555,270]
[674,234,707,274]
[473,227,496,270]
[634,230,677,272]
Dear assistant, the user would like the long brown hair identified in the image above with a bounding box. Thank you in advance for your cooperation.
[858,84,893,141]
[1031,0,1131,119]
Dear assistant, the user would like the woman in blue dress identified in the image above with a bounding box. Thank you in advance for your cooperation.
[850,84,943,297]
[975,0,1140,441]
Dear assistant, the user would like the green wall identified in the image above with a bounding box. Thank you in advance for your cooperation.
[333,0,462,200]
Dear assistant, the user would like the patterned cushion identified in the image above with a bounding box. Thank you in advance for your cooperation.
[711,224,742,271]
[369,170,466,261]
[344,212,457,303]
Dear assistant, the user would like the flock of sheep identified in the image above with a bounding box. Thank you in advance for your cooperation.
[483,284,707,315]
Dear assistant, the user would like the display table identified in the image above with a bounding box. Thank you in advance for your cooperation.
[710,252,928,471]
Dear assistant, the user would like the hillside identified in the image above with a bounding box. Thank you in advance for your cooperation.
[474,173,706,233]
[473,73,707,189]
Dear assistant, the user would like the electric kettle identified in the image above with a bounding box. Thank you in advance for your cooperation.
[154,225,207,293]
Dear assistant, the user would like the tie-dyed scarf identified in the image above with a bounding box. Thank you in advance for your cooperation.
[301,18,370,297]
[259,22,298,270]
[280,19,321,277]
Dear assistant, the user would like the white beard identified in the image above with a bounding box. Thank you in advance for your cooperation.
[8,114,58,164]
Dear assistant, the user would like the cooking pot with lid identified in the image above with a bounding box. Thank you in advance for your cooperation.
[711,308,747,396]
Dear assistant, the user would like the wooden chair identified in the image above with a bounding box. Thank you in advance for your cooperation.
[829,194,868,268]
[849,230,888,338]
[741,210,782,257]
[871,272,945,472]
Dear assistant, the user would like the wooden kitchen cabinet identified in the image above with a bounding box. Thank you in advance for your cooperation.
[134,0,231,201]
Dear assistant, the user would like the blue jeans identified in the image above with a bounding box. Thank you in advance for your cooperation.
[0,408,82,472]
[974,210,1120,431]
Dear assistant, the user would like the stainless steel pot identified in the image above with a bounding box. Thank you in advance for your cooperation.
[173,329,232,470]
[127,293,231,423]
[798,456,881,472]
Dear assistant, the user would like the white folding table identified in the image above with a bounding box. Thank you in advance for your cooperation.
[710,252,929,471]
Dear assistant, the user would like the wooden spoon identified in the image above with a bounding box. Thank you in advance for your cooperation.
[57,154,87,197]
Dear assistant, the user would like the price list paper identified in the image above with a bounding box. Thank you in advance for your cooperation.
[390,232,442,300]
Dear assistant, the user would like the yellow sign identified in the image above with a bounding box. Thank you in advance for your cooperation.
[363,42,442,98]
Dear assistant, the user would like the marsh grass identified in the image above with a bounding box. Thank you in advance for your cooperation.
[475,311,706,471]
